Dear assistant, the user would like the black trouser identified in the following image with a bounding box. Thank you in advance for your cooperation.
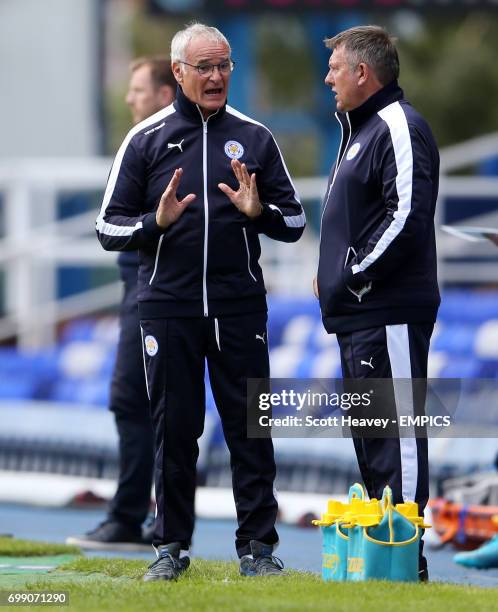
[140,312,279,558]
[336,323,433,565]
[108,279,154,529]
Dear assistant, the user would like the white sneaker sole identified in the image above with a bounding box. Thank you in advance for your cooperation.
[65,536,152,552]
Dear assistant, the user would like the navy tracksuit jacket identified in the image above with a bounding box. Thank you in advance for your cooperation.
[96,87,305,318]
[96,86,305,555]
[317,82,440,572]
[318,80,440,334]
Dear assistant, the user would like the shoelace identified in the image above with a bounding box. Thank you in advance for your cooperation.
[254,554,284,572]
[148,552,181,571]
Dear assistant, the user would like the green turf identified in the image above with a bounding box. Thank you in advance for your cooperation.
[0,536,81,557]
[6,557,495,612]
[1,541,498,611]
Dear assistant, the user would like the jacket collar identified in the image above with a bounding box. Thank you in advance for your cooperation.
[174,85,227,124]
[339,80,404,130]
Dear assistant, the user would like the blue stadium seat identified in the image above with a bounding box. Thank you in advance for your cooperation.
[0,375,38,400]
[267,296,320,346]
[432,324,479,356]
[100,348,117,378]
[438,356,481,378]
[74,379,110,407]
[59,316,118,345]
[294,349,318,378]
[439,291,498,325]
[308,347,342,378]
[270,345,307,377]
[57,341,109,380]
[50,378,109,407]
[59,319,98,344]
[0,348,59,400]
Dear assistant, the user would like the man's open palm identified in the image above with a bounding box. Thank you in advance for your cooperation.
[156,168,196,229]
[218,160,262,219]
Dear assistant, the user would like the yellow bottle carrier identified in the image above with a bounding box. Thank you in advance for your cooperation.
[313,483,431,582]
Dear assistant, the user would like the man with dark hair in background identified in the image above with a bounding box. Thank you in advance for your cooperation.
[67,57,176,551]
[126,56,177,125]
[316,25,440,581]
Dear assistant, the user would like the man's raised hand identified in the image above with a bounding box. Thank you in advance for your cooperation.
[218,159,262,219]
[156,168,196,229]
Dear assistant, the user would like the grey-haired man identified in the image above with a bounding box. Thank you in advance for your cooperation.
[96,22,305,580]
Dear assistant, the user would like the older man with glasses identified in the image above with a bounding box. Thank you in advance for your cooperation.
[96,22,305,581]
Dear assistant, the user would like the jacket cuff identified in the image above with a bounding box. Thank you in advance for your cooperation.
[252,203,272,228]
[142,212,164,237]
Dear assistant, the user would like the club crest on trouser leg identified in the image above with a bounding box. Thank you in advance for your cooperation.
[144,335,159,357]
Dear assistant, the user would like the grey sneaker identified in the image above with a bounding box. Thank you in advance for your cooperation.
[143,542,190,582]
[240,540,284,577]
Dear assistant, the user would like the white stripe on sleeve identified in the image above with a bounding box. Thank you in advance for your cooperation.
[225,105,305,229]
[267,205,306,228]
[96,104,176,236]
[352,102,413,275]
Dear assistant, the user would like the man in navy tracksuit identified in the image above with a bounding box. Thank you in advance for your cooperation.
[96,23,305,580]
[69,57,177,551]
[316,26,440,580]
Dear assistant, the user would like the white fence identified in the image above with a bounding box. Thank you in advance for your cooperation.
[1,132,497,348]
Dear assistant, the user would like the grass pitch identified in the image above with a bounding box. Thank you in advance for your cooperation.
[1,539,498,611]
[0,536,80,557]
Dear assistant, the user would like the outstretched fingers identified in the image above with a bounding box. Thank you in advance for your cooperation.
[218,182,237,199]
[230,159,244,184]
[179,193,196,208]
[250,171,258,193]
[240,163,252,186]
[164,168,183,198]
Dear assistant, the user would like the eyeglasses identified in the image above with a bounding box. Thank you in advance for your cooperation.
[179,59,235,77]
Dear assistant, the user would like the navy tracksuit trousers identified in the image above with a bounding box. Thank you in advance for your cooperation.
[108,279,154,529]
[336,322,432,512]
[336,323,433,569]
[140,312,279,558]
